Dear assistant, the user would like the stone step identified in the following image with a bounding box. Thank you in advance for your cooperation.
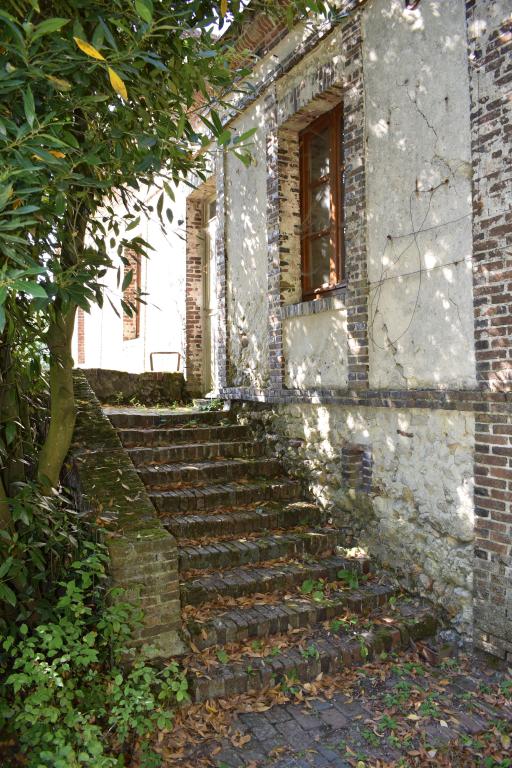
[127,439,266,466]
[117,423,250,448]
[108,409,232,429]
[138,457,283,488]
[150,478,303,514]
[187,599,437,703]
[181,554,371,606]
[186,582,396,650]
[179,528,340,572]
[165,501,323,540]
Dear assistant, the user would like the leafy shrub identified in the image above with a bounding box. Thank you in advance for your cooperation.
[0,483,83,617]
[0,494,188,767]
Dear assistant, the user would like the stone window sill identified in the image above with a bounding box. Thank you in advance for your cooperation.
[280,289,347,320]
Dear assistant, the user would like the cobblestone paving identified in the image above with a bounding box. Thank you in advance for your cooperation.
[168,648,512,768]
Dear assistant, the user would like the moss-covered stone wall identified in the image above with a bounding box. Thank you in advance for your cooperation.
[82,368,187,406]
[65,370,184,657]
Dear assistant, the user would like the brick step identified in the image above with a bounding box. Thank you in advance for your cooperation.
[179,528,341,572]
[127,440,266,466]
[138,457,283,489]
[187,599,437,703]
[150,478,303,514]
[108,409,232,429]
[186,582,396,650]
[181,554,371,607]
[117,423,250,448]
[165,501,324,540]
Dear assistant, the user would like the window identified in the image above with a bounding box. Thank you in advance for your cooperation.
[299,104,345,299]
[122,248,141,341]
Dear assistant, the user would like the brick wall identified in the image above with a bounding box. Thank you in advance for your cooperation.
[67,371,184,656]
[467,0,512,393]
[342,17,369,388]
[466,0,512,659]
[263,11,369,393]
[184,0,512,656]
[77,307,85,365]
[214,149,229,391]
[122,248,141,341]
[185,196,204,396]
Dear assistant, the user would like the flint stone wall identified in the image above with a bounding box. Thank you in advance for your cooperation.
[241,402,475,638]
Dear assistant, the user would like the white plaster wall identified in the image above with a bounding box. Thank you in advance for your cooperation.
[225,100,269,388]
[268,403,475,635]
[73,183,186,373]
[363,0,476,389]
[283,309,349,389]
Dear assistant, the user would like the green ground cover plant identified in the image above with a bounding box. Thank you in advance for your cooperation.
[0,486,188,767]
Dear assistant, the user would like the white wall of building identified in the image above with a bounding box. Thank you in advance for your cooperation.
[73,184,187,373]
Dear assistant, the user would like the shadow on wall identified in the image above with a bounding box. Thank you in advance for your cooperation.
[364,0,475,389]
[283,309,349,389]
[225,0,476,391]
[273,402,475,637]
[226,100,270,388]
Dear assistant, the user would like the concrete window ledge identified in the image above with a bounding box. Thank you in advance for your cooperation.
[280,291,347,320]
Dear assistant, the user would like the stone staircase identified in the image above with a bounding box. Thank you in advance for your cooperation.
[109,407,438,703]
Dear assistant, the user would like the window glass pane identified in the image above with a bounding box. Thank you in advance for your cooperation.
[309,124,330,180]
[309,235,331,288]
[309,183,330,234]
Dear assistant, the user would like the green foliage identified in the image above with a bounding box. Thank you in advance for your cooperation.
[337,569,359,589]
[378,713,398,732]
[418,692,441,718]
[0,483,82,616]
[0,537,188,767]
[362,728,380,747]
[358,636,369,660]
[300,643,320,661]
[382,678,413,709]
[0,0,288,320]
[0,0,253,497]
[0,0,343,499]
[300,577,327,602]
[216,648,229,664]
[500,679,512,697]
[330,615,358,633]
[198,397,224,412]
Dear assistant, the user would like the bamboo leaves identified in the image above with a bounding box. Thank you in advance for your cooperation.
[23,87,35,127]
[31,17,69,41]
[73,36,128,100]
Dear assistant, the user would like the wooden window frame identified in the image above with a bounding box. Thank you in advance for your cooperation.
[299,103,345,300]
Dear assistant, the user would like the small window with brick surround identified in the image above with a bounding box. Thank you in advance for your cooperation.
[299,103,345,299]
[341,443,372,494]
[122,248,141,341]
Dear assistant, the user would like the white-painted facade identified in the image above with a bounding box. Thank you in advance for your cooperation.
[73,186,187,374]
